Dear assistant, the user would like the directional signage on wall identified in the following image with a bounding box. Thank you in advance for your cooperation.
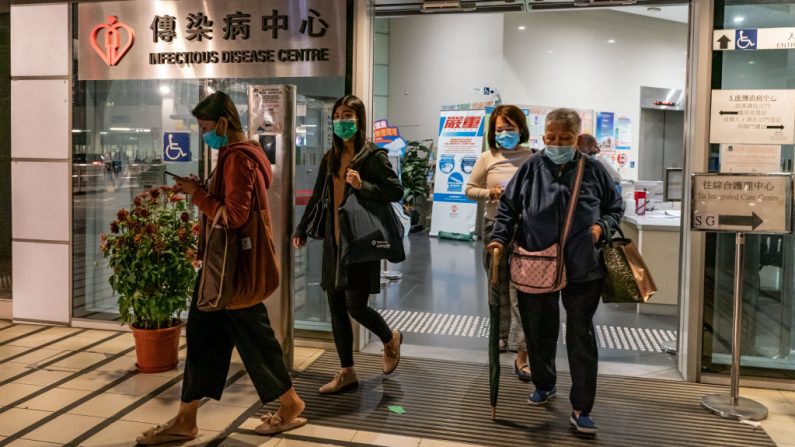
[691,173,792,234]
[709,90,795,145]
[714,28,795,51]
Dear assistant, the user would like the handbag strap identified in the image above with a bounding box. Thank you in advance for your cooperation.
[205,206,227,245]
[249,170,275,231]
[318,166,331,207]
[603,225,625,245]
[559,156,586,253]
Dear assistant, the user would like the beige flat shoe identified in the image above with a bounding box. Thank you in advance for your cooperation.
[319,369,359,394]
[255,412,308,435]
[135,423,195,446]
[383,330,403,375]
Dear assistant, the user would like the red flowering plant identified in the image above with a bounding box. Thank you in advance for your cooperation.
[100,186,200,330]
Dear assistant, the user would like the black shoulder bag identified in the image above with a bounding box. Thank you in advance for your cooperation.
[305,164,329,240]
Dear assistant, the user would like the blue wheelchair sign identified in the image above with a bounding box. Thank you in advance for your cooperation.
[163,132,191,162]
[735,29,757,50]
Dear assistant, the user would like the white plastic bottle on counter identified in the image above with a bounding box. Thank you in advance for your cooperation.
[623,191,635,214]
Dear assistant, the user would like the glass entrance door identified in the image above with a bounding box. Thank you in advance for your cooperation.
[294,96,334,334]
[702,0,795,379]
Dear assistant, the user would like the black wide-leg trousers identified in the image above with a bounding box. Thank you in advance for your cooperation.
[181,289,292,404]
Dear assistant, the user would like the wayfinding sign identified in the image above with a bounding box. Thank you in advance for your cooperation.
[691,173,792,234]
[710,90,795,145]
[714,28,795,51]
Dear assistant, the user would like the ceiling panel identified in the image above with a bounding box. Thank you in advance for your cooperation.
[374,0,689,19]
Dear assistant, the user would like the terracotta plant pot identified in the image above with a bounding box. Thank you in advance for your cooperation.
[131,322,182,373]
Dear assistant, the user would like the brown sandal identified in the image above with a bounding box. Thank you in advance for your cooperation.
[254,412,308,435]
[136,424,196,445]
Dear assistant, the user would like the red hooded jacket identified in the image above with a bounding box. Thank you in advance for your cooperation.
[191,141,272,229]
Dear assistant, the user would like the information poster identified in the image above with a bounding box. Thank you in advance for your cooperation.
[524,106,593,151]
[614,115,634,178]
[615,115,633,150]
[579,110,595,136]
[719,144,781,173]
[527,106,548,150]
[595,112,615,149]
[430,110,485,237]
[250,86,285,135]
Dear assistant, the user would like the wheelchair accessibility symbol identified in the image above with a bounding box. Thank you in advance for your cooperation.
[735,29,757,50]
[163,132,191,162]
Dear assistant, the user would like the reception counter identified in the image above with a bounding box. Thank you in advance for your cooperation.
[620,212,681,316]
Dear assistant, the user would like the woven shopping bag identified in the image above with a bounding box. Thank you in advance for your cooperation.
[600,227,657,303]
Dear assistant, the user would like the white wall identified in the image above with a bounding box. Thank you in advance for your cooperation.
[502,10,687,180]
[387,10,687,180]
[387,13,504,143]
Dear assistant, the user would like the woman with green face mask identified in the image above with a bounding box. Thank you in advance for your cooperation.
[293,95,405,394]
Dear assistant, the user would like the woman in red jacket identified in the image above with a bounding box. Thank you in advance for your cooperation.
[136,92,306,445]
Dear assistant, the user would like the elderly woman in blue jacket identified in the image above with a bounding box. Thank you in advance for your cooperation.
[487,108,623,434]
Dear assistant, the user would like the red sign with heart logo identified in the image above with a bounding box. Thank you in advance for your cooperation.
[90,15,135,66]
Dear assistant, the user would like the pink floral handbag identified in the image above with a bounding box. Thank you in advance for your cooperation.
[510,157,585,294]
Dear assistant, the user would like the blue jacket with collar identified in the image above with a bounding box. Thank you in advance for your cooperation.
[490,150,624,284]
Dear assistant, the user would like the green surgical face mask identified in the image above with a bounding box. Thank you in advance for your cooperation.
[333,119,358,140]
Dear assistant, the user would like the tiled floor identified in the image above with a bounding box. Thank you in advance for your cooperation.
[0,321,793,446]
[742,387,795,447]
[0,323,488,447]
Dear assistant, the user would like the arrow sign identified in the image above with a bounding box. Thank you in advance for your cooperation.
[719,212,764,230]
[767,125,785,130]
[719,110,739,115]
[717,35,731,49]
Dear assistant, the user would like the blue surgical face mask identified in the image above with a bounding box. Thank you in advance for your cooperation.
[495,131,520,150]
[202,127,229,149]
[544,145,576,165]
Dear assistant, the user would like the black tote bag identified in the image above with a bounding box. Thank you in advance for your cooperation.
[338,192,406,265]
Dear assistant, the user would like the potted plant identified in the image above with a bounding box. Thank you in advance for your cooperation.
[100,185,199,373]
[400,140,433,232]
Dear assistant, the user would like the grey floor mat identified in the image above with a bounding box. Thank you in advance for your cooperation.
[243,351,775,447]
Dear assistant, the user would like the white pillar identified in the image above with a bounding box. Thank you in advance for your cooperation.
[353,0,375,352]
[10,3,71,324]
